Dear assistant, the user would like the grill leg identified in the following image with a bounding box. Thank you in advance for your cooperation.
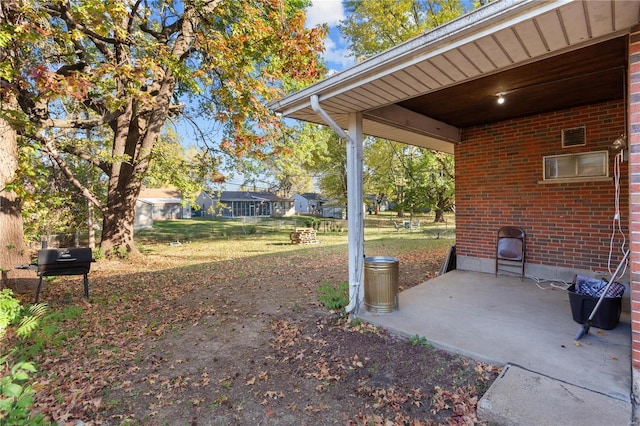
[83,273,89,298]
[35,276,43,303]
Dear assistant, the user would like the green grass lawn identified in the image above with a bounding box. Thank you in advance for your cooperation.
[132,214,455,266]
[134,214,454,243]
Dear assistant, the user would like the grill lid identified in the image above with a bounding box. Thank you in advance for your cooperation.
[37,248,93,273]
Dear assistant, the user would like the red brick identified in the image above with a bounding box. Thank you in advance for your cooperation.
[456,100,626,268]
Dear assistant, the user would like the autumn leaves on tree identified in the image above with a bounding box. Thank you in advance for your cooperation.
[0,0,326,257]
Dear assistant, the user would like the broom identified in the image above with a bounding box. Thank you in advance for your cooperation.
[574,249,629,341]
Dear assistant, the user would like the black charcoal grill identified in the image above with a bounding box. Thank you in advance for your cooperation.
[35,248,93,303]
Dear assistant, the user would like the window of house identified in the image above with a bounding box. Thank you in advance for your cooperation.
[543,151,608,182]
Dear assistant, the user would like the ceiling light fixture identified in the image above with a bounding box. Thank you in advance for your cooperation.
[492,66,624,108]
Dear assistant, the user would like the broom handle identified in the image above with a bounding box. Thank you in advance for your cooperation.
[588,250,629,322]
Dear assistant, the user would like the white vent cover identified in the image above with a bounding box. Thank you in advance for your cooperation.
[562,126,586,148]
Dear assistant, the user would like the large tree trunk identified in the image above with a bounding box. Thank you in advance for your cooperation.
[434,209,445,223]
[0,1,31,289]
[87,201,96,248]
[433,195,450,223]
[99,171,142,257]
[0,98,31,287]
[96,74,174,256]
[100,205,138,257]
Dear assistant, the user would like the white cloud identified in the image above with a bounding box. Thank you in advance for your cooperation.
[305,0,345,28]
[306,1,354,72]
[322,35,355,71]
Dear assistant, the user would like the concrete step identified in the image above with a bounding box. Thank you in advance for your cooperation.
[478,364,632,426]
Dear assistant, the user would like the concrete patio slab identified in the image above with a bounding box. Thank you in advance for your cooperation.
[478,364,631,426]
[357,270,633,425]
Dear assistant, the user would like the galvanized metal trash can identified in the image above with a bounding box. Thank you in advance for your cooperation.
[364,256,399,313]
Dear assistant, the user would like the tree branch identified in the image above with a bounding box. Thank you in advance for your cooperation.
[34,133,105,211]
[39,111,123,130]
[61,143,110,176]
[432,151,454,180]
[128,0,143,35]
[56,61,86,76]
[45,2,116,60]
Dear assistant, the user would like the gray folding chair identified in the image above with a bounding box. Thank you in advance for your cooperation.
[495,226,526,280]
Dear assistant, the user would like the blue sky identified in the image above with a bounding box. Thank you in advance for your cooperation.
[305,0,355,73]
[305,0,476,73]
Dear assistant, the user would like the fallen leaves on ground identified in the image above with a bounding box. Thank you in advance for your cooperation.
[2,234,497,424]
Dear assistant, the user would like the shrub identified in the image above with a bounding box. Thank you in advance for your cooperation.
[0,289,22,334]
[409,334,432,348]
[318,281,349,311]
[92,248,104,261]
[0,290,51,425]
[0,359,51,425]
[304,218,321,230]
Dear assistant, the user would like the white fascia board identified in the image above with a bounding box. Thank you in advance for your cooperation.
[364,105,461,143]
[270,0,570,115]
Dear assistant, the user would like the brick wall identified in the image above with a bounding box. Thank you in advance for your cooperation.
[628,26,640,375]
[456,100,627,273]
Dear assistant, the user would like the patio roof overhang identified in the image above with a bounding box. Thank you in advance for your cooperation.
[271,0,640,154]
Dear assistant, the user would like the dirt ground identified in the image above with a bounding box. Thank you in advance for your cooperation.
[14,235,499,425]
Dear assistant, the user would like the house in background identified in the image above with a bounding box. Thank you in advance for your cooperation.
[135,188,191,229]
[365,194,388,213]
[321,199,345,219]
[195,190,217,217]
[292,193,325,215]
[196,191,294,218]
[133,200,153,230]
